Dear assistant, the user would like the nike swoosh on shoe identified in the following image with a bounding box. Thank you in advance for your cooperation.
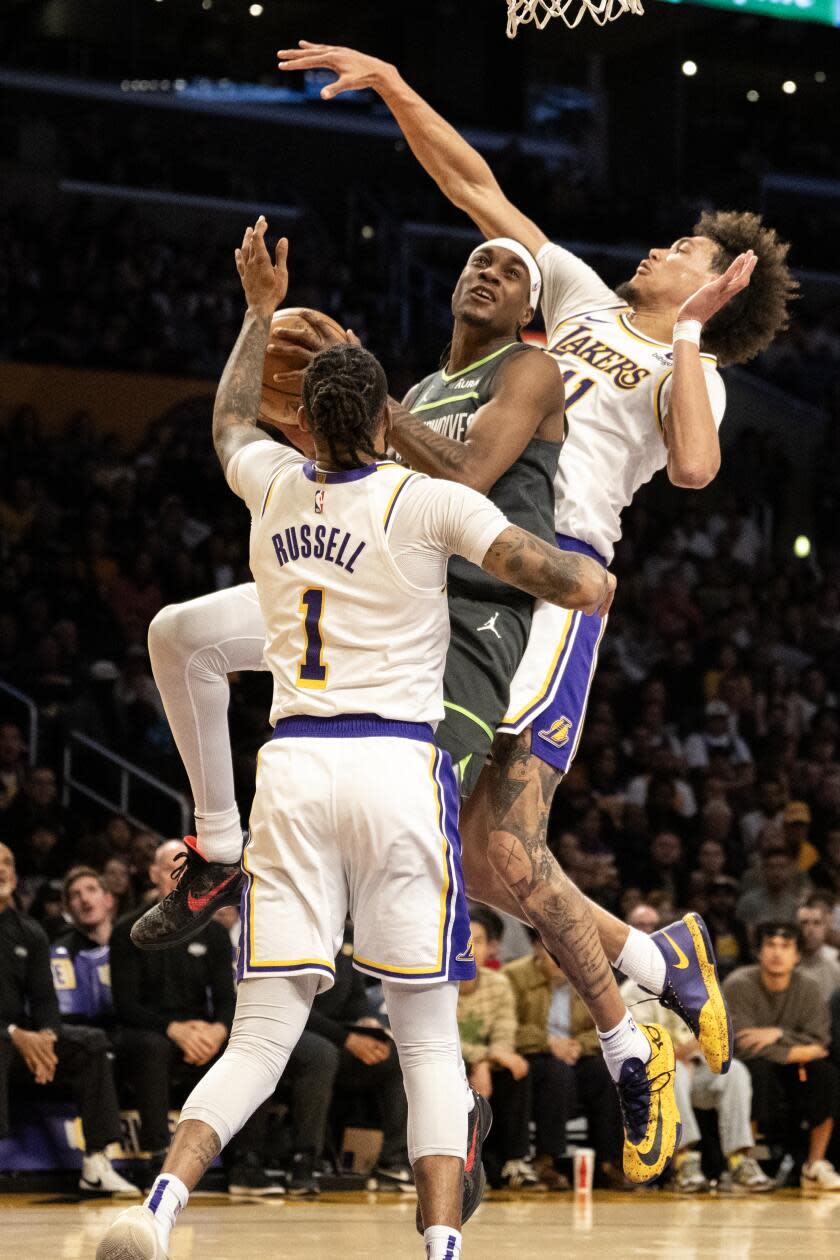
[187,871,240,913]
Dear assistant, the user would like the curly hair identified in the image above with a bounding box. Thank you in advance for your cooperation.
[694,210,798,367]
[302,344,389,469]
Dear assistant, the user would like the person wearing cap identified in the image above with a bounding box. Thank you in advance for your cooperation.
[724,922,840,1192]
[683,700,753,775]
[784,801,820,873]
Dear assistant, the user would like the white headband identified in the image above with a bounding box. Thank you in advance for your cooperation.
[477,237,542,308]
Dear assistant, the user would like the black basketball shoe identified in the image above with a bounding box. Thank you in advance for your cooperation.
[416,1089,492,1234]
[130,836,244,951]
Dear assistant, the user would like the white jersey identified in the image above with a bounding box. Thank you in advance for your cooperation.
[225,440,508,726]
[537,243,727,563]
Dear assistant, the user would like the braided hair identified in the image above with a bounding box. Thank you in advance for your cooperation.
[302,344,389,470]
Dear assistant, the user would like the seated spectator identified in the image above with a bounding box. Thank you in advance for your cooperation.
[724,921,840,1191]
[457,913,533,1189]
[27,877,69,940]
[2,766,70,854]
[102,854,137,918]
[797,896,840,1004]
[740,778,787,855]
[504,935,623,1190]
[468,905,505,971]
[110,840,237,1175]
[684,700,753,780]
[0,842,137,1195]
[303,931,408,1194]
[810,827,840,914]
[704,876,751,978]
[783,801,820,874]
[620,904,772,1194]
[641,830,689,907]
[736,841,808,939]
[0,723,27,810]
[52,866,116,1027]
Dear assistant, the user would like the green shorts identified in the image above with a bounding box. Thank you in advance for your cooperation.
[437,595,532,798]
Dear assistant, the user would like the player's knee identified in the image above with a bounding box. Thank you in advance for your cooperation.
[147,602,191,661]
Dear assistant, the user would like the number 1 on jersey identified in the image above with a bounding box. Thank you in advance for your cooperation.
[297,587,328,689]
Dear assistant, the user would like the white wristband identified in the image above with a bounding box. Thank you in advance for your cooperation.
[672,319,702,347]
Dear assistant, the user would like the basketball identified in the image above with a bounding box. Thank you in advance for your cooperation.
[259,307,349,430]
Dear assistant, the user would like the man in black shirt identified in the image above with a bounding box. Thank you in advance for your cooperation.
[0,842,137,1194]
[110,840,235,1159]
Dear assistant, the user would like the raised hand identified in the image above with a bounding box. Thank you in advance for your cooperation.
[277,41,392,100]
[678,250,757,327]
[234,217,289,316]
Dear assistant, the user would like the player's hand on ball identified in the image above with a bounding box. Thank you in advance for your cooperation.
[677,250,757,327]
[267,313,357,396]
[277,42,392,100]
[235,217,289,316]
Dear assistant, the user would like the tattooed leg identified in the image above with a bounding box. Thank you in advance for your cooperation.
[162,1119,222,1190]
[484,730,626,1031]
[459,772,536,921]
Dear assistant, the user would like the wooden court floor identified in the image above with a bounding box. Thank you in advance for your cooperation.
[3,1189,840,1259]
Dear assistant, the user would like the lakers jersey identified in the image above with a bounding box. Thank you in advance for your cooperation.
[225,440,508,727]
[537,242,727,564]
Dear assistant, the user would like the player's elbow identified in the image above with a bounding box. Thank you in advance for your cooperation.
[667,454,720,490]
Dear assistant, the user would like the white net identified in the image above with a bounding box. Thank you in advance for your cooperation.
[506,0,644,36]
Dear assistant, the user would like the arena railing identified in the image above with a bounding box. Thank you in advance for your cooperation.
[0,678,39,766]
[62,730,191,838]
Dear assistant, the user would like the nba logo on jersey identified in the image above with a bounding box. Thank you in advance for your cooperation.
[314,488,325,514]
[538,716,573,748]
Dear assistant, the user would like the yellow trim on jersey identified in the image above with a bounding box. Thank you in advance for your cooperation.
[502,609,576,726]
[440,341,519,383]
[381,469,419,528]
[261,469,283,518]
[241,803,336,974]
[619,311,717,364]
[654,370,673,434]
[352,745,452,977]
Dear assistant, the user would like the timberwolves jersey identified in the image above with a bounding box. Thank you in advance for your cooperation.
[409,342,560,607]
[226,442,508,727]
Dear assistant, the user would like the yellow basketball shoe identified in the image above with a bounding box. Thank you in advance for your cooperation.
[650,912,733,1075]
[617,1022,681,1185]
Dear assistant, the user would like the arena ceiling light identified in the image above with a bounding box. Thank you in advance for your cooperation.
[746,89,759,102]
[681,60,698,76]
[782,79,797,94]
[249,3,264,14]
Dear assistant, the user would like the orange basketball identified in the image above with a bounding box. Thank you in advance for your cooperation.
[260,307,348,430]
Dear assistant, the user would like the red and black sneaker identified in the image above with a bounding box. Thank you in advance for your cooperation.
[130,836,244,951]
[416,1089,492,1234]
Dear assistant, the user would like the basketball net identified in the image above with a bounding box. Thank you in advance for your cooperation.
[506,0,644,36]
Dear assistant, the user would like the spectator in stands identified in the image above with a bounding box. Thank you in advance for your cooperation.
[505,934,623,1190]
[797,896,840,1004]
[109,840,234,1169]
[684,700,753,780]
[641,830,689,907]
[724,921,840,1191]
[51,867,116,1030]
[457,913,533,1189]
[784,801,820,874]
[737,841,807,938]
[469,904,505,971]
[810,828,840,911]
[2,766,68,853]
[740,779,787,855]
[0,842,137,1194]
[102,855,137,918]
[0,723,27,810]
[704,876,751,978]
[303,933,408,1194]
[620,904,772,1193]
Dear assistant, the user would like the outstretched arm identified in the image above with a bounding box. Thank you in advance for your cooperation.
[214,217,289,475]
[278,43,547,255]
[482,526,615,618]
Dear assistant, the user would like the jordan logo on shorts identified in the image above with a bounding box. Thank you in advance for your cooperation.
[476,612,501,639]
[538,716,573,748]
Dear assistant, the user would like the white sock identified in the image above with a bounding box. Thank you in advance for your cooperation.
[194,806,244,864]
[144,1173,189,1253]
[598,1012,652,1082]
[425,1226,462,1260]
[613,926,666,995]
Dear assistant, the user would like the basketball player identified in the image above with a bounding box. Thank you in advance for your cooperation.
[274,39,797,1126]
[96,218,614,1260]
[133,222,688,1181]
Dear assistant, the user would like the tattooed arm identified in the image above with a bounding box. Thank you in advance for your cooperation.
[214,216,289,475]
[481,525,615,617]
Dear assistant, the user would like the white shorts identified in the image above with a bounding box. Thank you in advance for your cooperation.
[238,714,475,992]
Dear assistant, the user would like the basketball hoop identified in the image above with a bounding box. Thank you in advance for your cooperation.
[506,0,644,36]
